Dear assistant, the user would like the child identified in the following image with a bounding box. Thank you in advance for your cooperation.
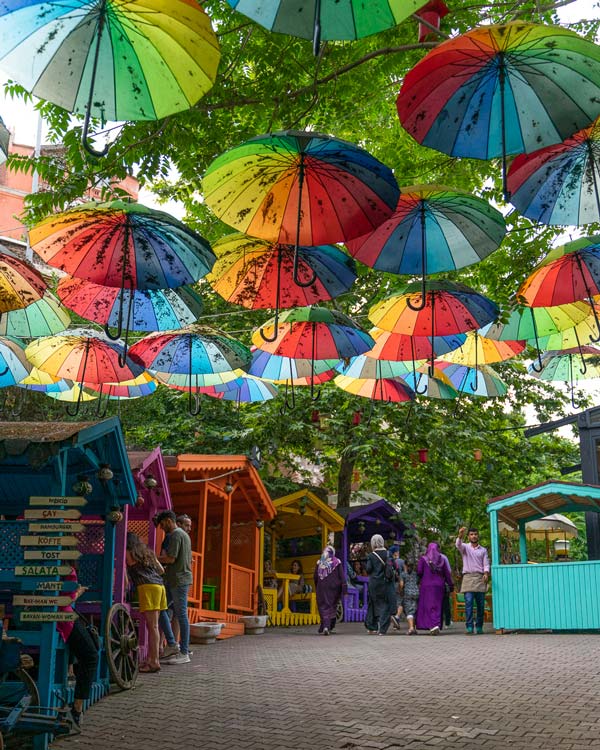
[126,532,168,672]
[400,559,420,635]
[388,545,406,630]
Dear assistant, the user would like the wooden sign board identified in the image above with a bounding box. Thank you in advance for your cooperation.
[13,595,73,607]
[19,612,78,622]
[20,536,78,547]
[23,550,81,561]
[15,565,72,576]
[35,580,79,592]
[28,523,84,533]
[24,509,82,520]
[29,496,87,507]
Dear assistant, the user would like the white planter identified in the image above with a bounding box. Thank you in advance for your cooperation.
[190,622,225,644]
[240,615,267,634]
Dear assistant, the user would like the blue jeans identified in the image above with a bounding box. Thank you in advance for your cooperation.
[464,591,485,629]
[158,608,177,647]
[171,584,191,655]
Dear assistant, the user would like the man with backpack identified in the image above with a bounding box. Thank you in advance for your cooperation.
[364,534,397,635]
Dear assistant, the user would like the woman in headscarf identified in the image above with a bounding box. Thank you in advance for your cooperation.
[364,534,397,635]
[313,545,346,635]
[415,542,454,635]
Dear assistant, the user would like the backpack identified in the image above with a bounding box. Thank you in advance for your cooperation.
[373,551,396,583]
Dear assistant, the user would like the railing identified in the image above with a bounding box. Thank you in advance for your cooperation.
[228,563,254,613]
[188,552,202,607]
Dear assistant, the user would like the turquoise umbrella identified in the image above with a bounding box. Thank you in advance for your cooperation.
[0,336,32,387]
[0,293,70,338]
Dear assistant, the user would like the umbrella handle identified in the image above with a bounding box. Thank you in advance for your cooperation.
[10,387,25,418]
[530,352,544,373]
[406,278,427,311]
[66,385,85,417]
[292,250,318,288]
[82,112,110,158]
[414,372,428,396]
[95,385,110,418]
[259,308,280,343]
[188,388,201,417]
[312,0,322,56]
[310,383,321,402]
[588,300,600,343]
[81,0,109,159]
[0,365,8,378]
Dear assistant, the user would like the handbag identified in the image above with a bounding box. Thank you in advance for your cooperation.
[74,609,101,651]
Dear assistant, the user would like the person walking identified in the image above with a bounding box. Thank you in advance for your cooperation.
[156,510,193,664]
[415,542,454,635]
[456,526,490,635]
[388,544,406,630]
[364,534,396,635]
[400,559,420,635]
[313,545,346,635]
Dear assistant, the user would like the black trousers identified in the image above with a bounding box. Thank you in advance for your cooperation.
[67,618,99,701]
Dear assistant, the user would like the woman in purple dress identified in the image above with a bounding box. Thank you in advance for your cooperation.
[313,545,346,635]
[415,542,454,635]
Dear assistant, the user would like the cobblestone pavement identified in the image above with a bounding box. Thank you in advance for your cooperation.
[52,623,600,750]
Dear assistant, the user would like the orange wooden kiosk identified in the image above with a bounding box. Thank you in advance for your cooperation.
[165,454,275,638]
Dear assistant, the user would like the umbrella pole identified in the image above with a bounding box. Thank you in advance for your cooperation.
[66,339,91,417]
[81,0,110,158]
[428,292,436,377]
[188,335,201,416]
[470,331,479,392]
[412,339,427,395]
[292,154,317,288]
[574,328,587,375]
[407,203,428,311]
[574,253,600,342]
[260,248,282,342]
[569,353,577,409]
[499,56,510,201]
[312,0,322,57]
[529,307,544,372]
[585,139,600,221]
[310,324,321,402]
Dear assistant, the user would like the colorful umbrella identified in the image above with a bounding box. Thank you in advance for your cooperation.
[433,361,508,397]
[0,0,220,155]
[30,200,214,347]
[334,373,414,403]
[346,185,505,302]
[507,116,600,226]
[439,330,525,367]
[365,327,465,361]
[399,369,459,399]
[369,280,499,375]
[397,23,600,196]
[535,309,600,354]
[155,369,245,389]
[57,277,203,332]
[517,236,600,343]
[203,130,398,285]
[248,348,340,384]
[44,384,97,403]
[0,250,47,313]
[335,355,414,380]
[482,302,591,341]
[207,376,279,404]
[0,292,70,338]
[129,327,252,414]
[528,346,600,406]
[25,330,144,414]
[208,233,357,330]
[0,336,32,387]
[226,0,424,54]
[19,367,73,394]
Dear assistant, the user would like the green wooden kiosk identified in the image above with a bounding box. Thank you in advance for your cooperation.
[487,480,600,631]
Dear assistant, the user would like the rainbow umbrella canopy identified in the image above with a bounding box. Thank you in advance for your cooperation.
[439,330,525,367]
[434,361,508,397]
[517,236,600,342]
[345,185,506,299]
[507,116,600,226]
[207,233,356,329]
[0,336,32,387]
[0,249,47,313]
[30,200,215,346]
[226,0,424,53]
[0,293,70,338]
[248,348,339,385]
[0,0,220,155]
[203,130,399,285]
[397,22,600,197]
[528,346,600,406]
[365,327,465,361]
[333,373,415,403]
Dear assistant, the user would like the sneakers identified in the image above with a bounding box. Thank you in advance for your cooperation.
[322,627,329,636]
[429,626,440,636]
[160,644,180,660]
[466,626,474,635]
[163,652,191,665]
[476,627,484,635]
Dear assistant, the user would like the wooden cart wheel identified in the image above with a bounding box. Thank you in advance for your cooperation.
[0,666,39,707]
[104,604,139,690]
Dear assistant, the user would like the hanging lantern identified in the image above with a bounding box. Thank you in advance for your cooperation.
[107,508,123,524]
[97,463,114,482]
[311,410,320,423]
[416,0,449,43]
[143,475,158,490]
[473,449,483,461]
[418,448,428,463]
[72,476,92,496]
[352,410,362,426]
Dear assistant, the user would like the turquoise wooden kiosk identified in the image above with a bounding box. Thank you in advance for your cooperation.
[487,480,600,631]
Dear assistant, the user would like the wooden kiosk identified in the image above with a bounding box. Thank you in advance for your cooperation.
[261,490,345,626]
[0,418,138,747]
[165,454,275,638]
[488,480,600,631]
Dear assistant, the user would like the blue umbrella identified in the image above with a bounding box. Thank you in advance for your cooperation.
[0,336,31,387]
[211,376,279,403]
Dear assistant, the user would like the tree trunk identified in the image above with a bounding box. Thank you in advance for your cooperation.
[336,450,356,509]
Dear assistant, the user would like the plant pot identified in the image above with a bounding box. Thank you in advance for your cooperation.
[239,615,267,635]
[189,622,225,644]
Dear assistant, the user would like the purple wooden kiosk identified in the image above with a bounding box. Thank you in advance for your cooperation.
[336,499,406,622]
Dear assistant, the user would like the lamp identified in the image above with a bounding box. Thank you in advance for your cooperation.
[224,481,234,494]
[97,463,114,482]
[72,475,92,496]
[256,519,264,529]
[143,475,158,490]
[107,507,123,524]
